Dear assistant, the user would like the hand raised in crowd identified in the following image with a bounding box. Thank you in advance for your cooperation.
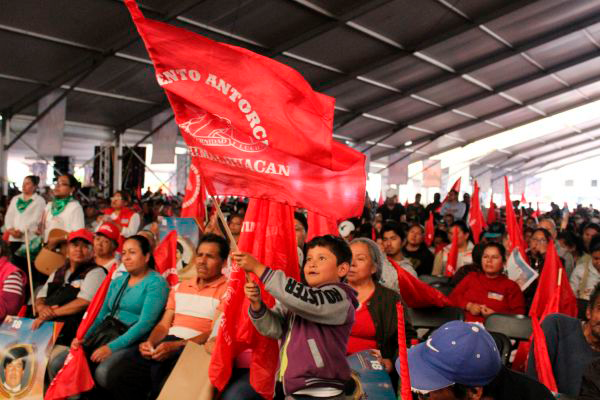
[90,345,112,363]
[244,281,262,311]
[466,302,482,316]
[232,251,266,276]
[151,341,183,361]
[139,341,155,359]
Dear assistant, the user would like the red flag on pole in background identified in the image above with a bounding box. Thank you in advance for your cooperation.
[180,162,207,228]
[306,211,338,242]
[396,303,412,400]
[532,202,541,218]
[378,189,384,207]
[531,316,558,392]
[437,177,461,212]
[445,226,459,277]
[504,177,528,260]
[424,211,435,247]
[529,240,577,319]
[45,263,119,399]
[210,198,299,398]
[388,258,450,308]
[468,181,486,244]
[125,1,366,221]
[153,230,179,287]
[521,192,527,205]
[487,194,497,225]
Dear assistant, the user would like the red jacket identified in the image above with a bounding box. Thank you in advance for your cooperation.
[449,272,525,322]
[103,207,136,228]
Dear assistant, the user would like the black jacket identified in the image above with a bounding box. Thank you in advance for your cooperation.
[365,283,417,361]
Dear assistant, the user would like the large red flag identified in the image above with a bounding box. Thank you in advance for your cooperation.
[445,226,459,277]
[45,263,119,399]
[468,181,486,245]
[154,230,179,287]
[388,258,450,308]
[306,211,338,242]
[487,194,497,225]
[529,240,577,319]
[125,1,365,221]
[504,177,528,260]
[210,198,299,398]
[180,162,207,227]
[531,316,558,392]
[424,211,435,247]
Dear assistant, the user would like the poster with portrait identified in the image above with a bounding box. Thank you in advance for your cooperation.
[506,249,539,291]
[159,217,200,279]
[347,350,396,399]
[0,316,62,399]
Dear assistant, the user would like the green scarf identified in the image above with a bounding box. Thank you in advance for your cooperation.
[16,197,32,213]
[51,196,73,216]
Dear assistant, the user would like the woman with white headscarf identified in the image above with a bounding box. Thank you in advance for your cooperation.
[347,238,416,375]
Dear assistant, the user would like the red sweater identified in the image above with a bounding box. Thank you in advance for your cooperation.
[449,272,525,322]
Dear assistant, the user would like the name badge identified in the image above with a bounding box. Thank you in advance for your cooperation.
[487,292,503,301]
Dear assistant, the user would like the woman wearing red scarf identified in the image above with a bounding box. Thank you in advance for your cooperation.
[100,191,140,238]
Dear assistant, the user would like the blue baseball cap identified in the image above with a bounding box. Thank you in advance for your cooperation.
[398,321,502,392]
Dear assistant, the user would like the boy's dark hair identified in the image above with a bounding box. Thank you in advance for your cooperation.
[590,283,600,311]
[451,220,470,234]
[306,235,352,266]
[199,233,230,261]
[381,221,405,241]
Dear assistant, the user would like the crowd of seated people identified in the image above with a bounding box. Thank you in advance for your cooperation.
[0,174,598,398]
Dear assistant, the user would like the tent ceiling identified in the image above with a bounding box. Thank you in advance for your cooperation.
[2,0,600,174]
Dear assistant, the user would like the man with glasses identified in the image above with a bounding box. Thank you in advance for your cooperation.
[402,321,552,399]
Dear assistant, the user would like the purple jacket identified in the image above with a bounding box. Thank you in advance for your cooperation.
[249,268,358,396]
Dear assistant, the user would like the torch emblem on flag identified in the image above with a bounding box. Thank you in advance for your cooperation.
[178,111,267,153]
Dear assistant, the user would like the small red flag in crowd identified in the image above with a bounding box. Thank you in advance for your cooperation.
[306,211,338,242]
[468,181,486,244]
[378,189,384,207]
[124,0,365,221]
[388,258,450,308]
[424,211,435,247]
[180,162,207,228]
[487,194,497,225]
[437,177,461,213]
[504,177,528,260]
[45,263,120,400]
[445,226,459,277]
[521,192,527,205]
[396,303,412,400]
[529,240,577,319]
[209,198,299,399]
[531,316,558,392]
[153,230,179,287]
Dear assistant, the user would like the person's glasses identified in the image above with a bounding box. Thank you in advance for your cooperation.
[530,238,548,244]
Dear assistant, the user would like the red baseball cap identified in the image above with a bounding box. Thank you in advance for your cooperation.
[96,222,121,243]
[67,229,94,244]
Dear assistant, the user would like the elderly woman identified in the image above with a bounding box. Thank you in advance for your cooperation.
[449,242,525,323]
[348,238,416,374]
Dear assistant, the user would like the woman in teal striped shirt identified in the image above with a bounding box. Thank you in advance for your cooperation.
[83,234,169,391]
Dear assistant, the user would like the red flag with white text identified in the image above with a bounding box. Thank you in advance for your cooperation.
[45,263,119,400]
[210,198,299,398]
[180,162,207,227]
[125,1,365,221]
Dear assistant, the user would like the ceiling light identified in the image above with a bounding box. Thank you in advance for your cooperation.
[404,140,412,146]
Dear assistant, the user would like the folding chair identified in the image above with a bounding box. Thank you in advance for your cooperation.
[419,275,451,286]
[489,332,511,366]
[484,313,532,341]
[429,282,453,296]
[407,306,464,339]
